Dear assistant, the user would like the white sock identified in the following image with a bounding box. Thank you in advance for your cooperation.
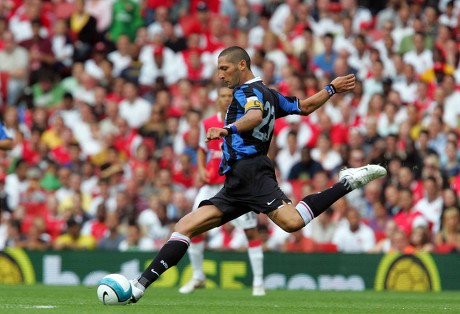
[295,201,314,226]
[248,245,264,287]
[188,241,206,280]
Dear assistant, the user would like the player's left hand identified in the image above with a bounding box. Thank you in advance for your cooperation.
[330,74,355,93]
[205,127,228,142]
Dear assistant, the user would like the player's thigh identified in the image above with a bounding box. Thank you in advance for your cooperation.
[231,211,258,229]
[267,201,305,233]
[175,204,225,238]
[192,184,223,211]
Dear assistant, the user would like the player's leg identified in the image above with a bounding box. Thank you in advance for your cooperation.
[268,165,387,232]
[130,204,224,302]
[233,212,265,296]
[179,185,222,294]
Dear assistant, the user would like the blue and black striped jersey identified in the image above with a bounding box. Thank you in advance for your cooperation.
[219,77,301,175]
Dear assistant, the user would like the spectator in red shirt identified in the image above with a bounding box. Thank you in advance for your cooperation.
[393,188,426,237]
[283,229,317,253]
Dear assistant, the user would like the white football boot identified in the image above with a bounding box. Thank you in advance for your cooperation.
[129,280,145,304]
[339,165,387,190]
[178,278,206,294]
[252,286,266,296]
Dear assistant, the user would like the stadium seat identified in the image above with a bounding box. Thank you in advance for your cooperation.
[316,243,338,253]
[435,243,456,254]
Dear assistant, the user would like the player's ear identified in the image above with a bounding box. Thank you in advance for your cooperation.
[239,60,245,71]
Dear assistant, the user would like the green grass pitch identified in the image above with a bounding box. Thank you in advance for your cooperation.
[0,285,458,314]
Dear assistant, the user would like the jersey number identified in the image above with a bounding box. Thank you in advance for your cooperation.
[252,101,274,142]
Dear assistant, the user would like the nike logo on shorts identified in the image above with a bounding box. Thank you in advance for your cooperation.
[266,199,276,205]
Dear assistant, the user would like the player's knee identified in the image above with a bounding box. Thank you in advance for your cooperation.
[280,218,304,233]
[173,219,193,238]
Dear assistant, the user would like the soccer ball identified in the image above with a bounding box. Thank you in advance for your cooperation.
[97,274,133,305]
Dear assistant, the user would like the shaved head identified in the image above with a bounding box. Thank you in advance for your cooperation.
[218,46,251,70]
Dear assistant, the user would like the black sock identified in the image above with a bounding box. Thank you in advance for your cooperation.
[301,181,350,218]
[138,232,190,289]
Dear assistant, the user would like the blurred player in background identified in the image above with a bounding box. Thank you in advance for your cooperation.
[179,86,265,296]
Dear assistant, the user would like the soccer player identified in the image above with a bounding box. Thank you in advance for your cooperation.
[129,46,386,302]
[0,121,13,150]
[179,86,265,296]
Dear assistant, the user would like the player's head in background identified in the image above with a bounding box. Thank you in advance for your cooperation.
[216,86,233,114]
[217,46,254,89]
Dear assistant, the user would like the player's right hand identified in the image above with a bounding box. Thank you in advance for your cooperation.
[330,74,355,93]
[205,127,227,142]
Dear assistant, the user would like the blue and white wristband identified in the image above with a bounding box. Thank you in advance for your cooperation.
[324,84,336,97]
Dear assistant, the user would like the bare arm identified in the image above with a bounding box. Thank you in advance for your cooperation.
[196,147,210,183]
[299,74,355,116]
[205,109,263,142]
[0,138,13,150]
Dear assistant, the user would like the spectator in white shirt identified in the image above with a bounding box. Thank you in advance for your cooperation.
[84,42,108,81]
[332,207,376,253]
[269,0,299,36]
[363,59,385,100]
[310,133,342,173]
[276,115,313,150]
[303,208,337,244]
[51,19,74,70]
[72,72,97,106]
[248,7,271,49]
[441,75,460,129]
[262,31,289,76]
[0,31,29,105]
[137,195,173,250]
[392,63,418,104]
[391,3,414,49]
[276,131,301,180]
[375,0,399,30]
[107,35,132,77]
[333,15,356,55]
[118,81,151,130]
[139,45,181,87]
[119,223,155,252]
[340,0,372,34]
[347,34,371,80]
[85,0,116,33]
[4,159,28,211]
[403,32,433,75]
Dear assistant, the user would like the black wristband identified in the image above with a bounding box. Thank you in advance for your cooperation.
[223,124,237,134]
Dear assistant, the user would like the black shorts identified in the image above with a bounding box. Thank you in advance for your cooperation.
[199,155,290,224]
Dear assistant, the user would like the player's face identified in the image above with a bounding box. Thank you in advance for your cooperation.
[217,88,233,112]
[217,56,242,89]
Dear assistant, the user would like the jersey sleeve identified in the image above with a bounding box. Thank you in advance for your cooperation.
[275,93,301,118]
[234,86,264,113]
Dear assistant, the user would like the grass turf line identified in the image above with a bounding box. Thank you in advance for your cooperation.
[0,285,458,314]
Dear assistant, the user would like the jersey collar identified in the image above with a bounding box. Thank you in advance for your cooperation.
[244,76,262,84]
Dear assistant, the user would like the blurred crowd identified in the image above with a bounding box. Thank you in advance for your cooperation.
[0,0,459,255]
